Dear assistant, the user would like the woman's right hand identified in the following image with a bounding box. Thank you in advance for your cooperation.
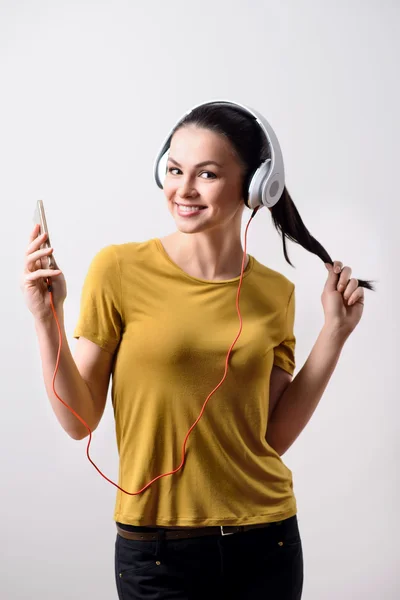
[21,223,67,322]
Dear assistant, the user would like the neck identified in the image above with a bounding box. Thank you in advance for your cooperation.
[162,227,248,281]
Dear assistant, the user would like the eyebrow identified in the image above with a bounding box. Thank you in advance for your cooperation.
[168,157,223,169]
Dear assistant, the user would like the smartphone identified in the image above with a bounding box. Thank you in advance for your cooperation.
[33,200,56,269]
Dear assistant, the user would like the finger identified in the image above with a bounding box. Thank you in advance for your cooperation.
[29,224,46,247]
[29,223,41,242]
[348,288,364,306]
[26,231,48,255]
[25,268,62,283]
[40,252,59,271]
[343,278,358,301]
[324,260,344,292]
[324,265,341,292]
[333,261,343,275]
[337,266,352,292]
[25,246,54,273]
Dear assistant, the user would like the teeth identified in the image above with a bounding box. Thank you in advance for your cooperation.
[178,205,204,212]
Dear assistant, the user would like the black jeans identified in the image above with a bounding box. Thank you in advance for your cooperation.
[115,515,303,599]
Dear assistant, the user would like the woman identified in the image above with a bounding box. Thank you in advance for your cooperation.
[22,101,372,599]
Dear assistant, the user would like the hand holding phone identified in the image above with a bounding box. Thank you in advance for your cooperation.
[20,200,66,322]
[33,200,56,270]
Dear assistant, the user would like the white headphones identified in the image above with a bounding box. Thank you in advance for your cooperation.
[154,99,285,209]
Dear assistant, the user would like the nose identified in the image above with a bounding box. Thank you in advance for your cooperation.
[177,176,198,199]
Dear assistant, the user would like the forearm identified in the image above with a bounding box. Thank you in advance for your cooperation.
[266,325,348,455]
[34,310,96,440]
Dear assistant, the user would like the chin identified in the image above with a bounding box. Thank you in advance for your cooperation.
[174,220,210,234]
[168,206,210,234]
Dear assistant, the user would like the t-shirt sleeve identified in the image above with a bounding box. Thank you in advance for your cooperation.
[73,245,123,354]
[273,285,296,375]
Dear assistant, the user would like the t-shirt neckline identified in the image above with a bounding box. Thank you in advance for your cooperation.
[153,238,254,285]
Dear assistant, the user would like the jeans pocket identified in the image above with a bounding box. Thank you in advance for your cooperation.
[115,534,160,578]
[271,515,300,547]
[278,533,302,548]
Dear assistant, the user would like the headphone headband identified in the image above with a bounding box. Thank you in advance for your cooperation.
[154,99,285,209]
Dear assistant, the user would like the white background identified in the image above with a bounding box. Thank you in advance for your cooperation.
[1,1,399,598]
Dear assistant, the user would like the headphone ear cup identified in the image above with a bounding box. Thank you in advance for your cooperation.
[247,159,283,209]
[247,160,271,208]
[156,150,169,189]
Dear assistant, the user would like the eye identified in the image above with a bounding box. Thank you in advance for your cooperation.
[167,167,216,179]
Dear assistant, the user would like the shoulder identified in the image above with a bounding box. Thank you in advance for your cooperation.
[110,238,158,263]
[89,238,157,267]
[251,256,295,296]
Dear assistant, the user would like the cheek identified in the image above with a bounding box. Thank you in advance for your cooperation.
[163,180,176,200]
[215,182,242,207]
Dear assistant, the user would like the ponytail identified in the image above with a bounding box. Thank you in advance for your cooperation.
[270,188,375,291]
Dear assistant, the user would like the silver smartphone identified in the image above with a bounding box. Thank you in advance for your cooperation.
[33,200,56,269]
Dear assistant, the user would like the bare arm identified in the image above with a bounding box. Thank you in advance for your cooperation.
[23,224,113,440]
[266,325,347,455]
[268,365,293,421]
[35,309,113,440]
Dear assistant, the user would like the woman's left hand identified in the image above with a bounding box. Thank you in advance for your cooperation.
[322,261,365,336]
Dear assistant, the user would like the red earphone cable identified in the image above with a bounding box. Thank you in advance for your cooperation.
[46,207,259,495]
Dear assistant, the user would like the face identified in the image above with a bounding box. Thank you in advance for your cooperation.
[162,125,246,235]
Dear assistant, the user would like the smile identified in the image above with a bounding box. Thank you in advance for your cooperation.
[175,203,207,216]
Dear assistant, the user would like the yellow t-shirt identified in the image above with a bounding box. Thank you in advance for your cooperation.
[73,238,297,527]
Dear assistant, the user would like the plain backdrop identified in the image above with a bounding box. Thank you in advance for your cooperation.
[1,1,399,598]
